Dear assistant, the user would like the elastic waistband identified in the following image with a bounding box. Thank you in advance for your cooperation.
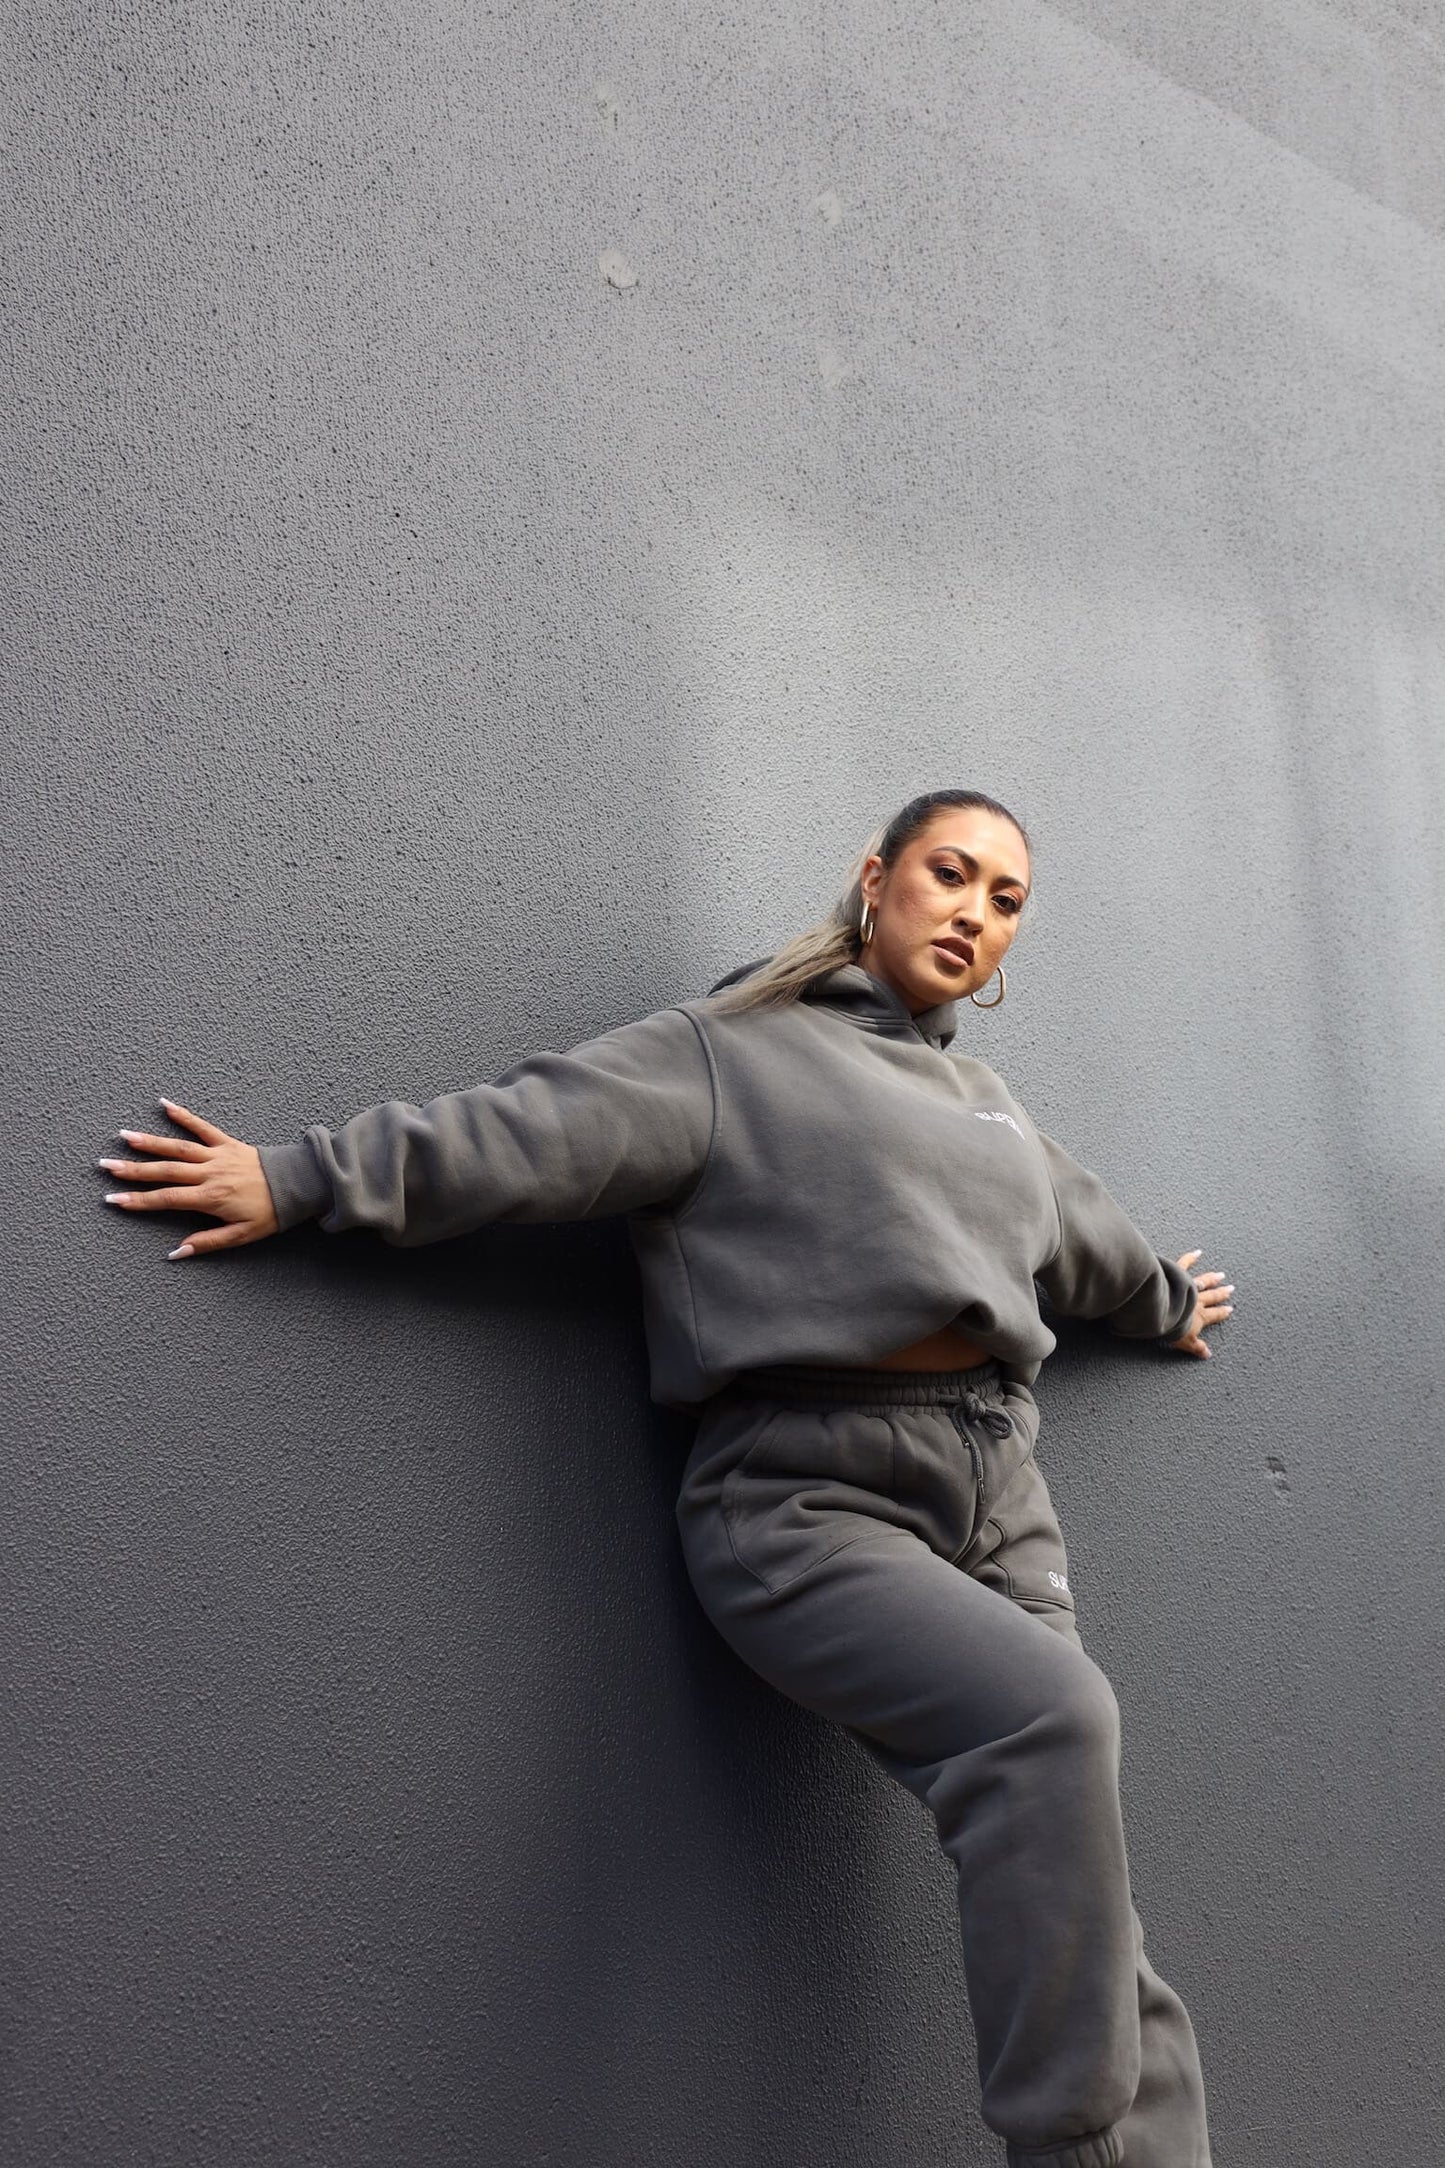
[723,1358,1008,1409]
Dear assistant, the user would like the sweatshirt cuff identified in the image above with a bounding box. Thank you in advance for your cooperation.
[256,1136,332,1232]
[1108,1255,1197,1343]
[1151,1255,1197,1343]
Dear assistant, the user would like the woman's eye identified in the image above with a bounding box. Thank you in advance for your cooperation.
[996,896,1022,914]
[935,865,962,884]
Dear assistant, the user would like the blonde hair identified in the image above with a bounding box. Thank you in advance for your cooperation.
[709,789,1030,1016]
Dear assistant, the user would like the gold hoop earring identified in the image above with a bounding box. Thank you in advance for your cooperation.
[858,901,876,945]
[969,965,1006,1009]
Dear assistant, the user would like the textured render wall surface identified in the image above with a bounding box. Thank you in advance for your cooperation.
[4,2,1443,2163]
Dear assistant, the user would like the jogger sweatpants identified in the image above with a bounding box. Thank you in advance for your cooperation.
[674,1359,1213,2168]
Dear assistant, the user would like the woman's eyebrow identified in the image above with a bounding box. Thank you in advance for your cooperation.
[933,844,1030,895]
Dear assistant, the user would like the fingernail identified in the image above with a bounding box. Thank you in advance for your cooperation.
[97,1159,119,1171]
[1223,1305,1233,1315]
[120,1130,142,1142]
[104,1191,126,1203]
[168,1245,193,1259]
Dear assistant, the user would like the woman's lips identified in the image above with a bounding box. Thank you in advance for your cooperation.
[932,939,974,967]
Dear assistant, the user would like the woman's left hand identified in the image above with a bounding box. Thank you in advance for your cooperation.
[1168,1249,1234,1358]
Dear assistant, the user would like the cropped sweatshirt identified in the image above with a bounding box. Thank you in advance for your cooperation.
[256,961,1195,1409]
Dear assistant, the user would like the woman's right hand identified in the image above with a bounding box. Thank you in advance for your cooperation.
[98,1097,280,1259]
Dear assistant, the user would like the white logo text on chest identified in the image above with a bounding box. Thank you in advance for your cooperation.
[973,1110,1024,1138]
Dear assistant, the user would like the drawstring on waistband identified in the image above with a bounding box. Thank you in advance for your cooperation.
[957,1388,1013,1437]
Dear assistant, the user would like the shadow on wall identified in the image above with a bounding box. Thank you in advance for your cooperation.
[266,1216,987,2160]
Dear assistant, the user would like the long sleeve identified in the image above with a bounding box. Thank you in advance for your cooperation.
[1032,1128,1195,1344]
[255,1004,716,1246]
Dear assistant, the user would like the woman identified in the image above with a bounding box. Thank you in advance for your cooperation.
[99,788,1230,2168]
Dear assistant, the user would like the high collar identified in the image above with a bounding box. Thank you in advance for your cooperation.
[802,963,959,1051]
[708,957,958,1052]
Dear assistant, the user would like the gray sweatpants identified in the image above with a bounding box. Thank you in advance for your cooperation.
[674,1359,1212,2168]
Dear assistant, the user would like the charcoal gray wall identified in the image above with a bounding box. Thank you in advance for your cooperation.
[5,2,1443,2162]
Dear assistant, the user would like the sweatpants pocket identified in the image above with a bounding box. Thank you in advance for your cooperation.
[720,1404,897,1597]
[968,1444,1078,1623]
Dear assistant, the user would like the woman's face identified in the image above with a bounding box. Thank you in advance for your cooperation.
[859,806,1031,1015]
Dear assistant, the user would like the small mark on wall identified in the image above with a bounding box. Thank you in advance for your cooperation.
[594,80,621,133]
[817,344,854,390]
[1265,1456,1290,1498]
[814,188,845,228]
[599,248,639,291]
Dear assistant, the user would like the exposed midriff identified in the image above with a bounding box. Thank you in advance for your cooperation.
[817,1320,994,1373]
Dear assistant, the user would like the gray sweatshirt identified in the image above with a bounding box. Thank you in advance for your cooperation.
[257,961,1195,1408]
